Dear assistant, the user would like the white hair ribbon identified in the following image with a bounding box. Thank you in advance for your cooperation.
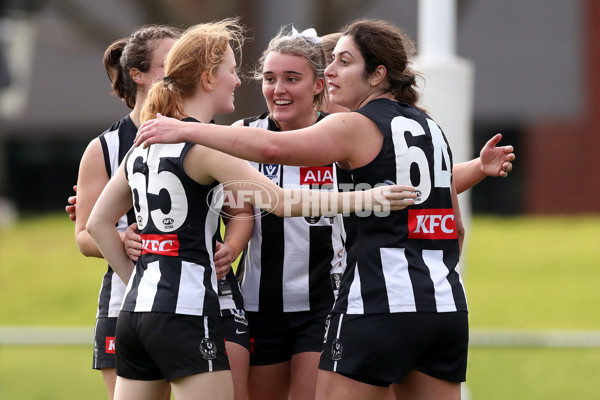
[288,26,322,44]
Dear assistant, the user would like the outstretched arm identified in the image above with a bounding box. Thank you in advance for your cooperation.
[453,133,515,194]
[186,144,417,218]
[134,113,365,167]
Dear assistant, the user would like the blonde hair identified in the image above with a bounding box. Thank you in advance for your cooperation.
[253,26,327,110]
[141,18,245,123]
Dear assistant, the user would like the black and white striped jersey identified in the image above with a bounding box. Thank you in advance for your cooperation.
[121,129,223,316]
[333,98,467,315]
[240,113,344,312]
[96,115,137,318]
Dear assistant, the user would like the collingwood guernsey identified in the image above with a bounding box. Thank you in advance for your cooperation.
[333,98,468,315]
[241,113,344,312]
[122,132,223,316]
[96,115,136,318]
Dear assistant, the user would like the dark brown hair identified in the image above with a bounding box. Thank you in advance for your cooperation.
[341,19,421,106]
[103,25,181,109]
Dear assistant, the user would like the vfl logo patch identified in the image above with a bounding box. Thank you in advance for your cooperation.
[105,337,115,354]
[300,166,334,187]
[141,234,180,256]
[331,338,343,361]
[232,309,248,326]
[262,164,280,179]
[199,338,217,360]
[408,209,457,240]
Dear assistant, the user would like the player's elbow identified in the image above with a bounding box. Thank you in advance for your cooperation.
[83,221,101,253]
[76,230,97,257]
[259,142,288,164]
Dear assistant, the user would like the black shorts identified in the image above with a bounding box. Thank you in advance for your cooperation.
[115,311,230,381]
[222,309,251,351]
[247,308,330,366]
[93,317,117,370]
[319,312,469,386]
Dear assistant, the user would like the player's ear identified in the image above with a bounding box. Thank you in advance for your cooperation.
[201,71,213,92]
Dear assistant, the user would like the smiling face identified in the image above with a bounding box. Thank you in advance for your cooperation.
[325,35,374,111]
[262,51,324,131]
[212,45,241,114]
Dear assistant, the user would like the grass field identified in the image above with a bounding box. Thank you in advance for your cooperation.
[1,213,599,399]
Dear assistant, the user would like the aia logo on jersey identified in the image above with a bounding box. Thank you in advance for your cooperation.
[408,209,457,240]
[141,234,180,256]
[105,337,115,354]
[300,166,334,187]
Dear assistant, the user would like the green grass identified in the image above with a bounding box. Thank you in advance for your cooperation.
[467,347,600,400]
[0,345,107,400]
[0,214,104,325]
[465,216,600,330]
[1,213,599,399]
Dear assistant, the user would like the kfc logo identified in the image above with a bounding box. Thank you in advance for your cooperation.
[300,167,334,186]
[141,234,180,256]
[106,337,115,354]
[408,209,457,239]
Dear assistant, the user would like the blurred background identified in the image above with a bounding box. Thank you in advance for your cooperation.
[0,0,597,218]
[0,1,599,399]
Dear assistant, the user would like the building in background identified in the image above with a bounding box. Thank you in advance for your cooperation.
[0,0,594,215]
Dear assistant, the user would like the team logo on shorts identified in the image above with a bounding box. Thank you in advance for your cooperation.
[199,338,217,360]
[331,338,343,361]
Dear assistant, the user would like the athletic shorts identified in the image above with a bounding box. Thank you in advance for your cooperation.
[222,309,251,350]
[93,317,117,370]
[247,308,330,366]
[319,312,469,386]
[115,311,230,381]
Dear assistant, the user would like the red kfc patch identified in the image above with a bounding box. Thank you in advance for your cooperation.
[408,209,457,239]
[141,234,180,256]
[106,336,115,354]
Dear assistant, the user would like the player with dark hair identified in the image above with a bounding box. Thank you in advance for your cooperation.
[72,24,180,400]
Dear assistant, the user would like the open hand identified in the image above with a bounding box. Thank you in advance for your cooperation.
[480,133,515,177]
[374,184,417,211]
